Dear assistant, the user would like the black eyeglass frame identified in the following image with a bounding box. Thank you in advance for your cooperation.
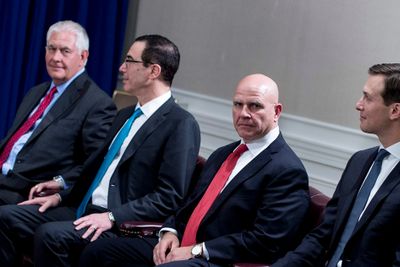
[124,57,154,65]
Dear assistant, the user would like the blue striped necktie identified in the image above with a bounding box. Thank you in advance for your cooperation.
[327,149,389,267]
[76,108,143,218]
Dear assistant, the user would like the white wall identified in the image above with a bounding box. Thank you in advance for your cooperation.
[135,0,400,128]
[172,88,378,196]
[131,0,399,194]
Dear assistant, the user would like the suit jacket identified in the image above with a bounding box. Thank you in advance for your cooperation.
[61,97,201,227]
[272,146,400,267]
[163,134,310,265]
[0,72,116,196]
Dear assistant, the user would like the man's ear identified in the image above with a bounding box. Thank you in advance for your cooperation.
[274,103,283,122]
[390,102,400,120]
[80,50,89,66]
[149,63,162,80]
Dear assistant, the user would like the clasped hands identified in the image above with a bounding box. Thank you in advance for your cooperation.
[18,180,63,212]
[18,180,112,241]
[153,232,194,265]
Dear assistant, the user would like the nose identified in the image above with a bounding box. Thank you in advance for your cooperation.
[355,98,363,111]
[52,49,63,61]
[119,63,126,73]
[239,105,251,118]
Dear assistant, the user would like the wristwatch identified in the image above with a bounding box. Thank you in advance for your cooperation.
[53,175,65,189]
[191,243,203,258]
[108,212,116,225]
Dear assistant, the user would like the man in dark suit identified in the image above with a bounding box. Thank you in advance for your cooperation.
[0,34,200,267]
[271,63,400,267]
[78,73,310,267]
[0,20,116,204]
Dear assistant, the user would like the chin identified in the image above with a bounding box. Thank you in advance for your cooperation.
[360,126,374,134]
[50,73,66,80]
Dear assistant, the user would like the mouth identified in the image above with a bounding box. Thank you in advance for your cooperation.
[49,65,64,70]
[237,123,254,128]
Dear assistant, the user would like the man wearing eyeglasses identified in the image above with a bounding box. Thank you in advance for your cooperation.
[0,34,201,267]
[0,20,116,205]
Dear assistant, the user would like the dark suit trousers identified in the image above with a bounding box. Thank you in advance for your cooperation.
[0,188,25,204]
[34,220,117,267]
[79,237,223,267]
[0,204,76,266]
[29,204,116,267]
[0,172,33,204]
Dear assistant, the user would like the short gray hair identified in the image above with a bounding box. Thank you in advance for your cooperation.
[46,20,89,53]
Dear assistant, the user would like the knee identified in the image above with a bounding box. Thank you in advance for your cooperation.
[35,222,59,246]
[79,239,109,265]
[0,205,23,226]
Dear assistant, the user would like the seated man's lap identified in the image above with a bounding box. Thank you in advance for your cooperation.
[158,258,222,267]
[80,237,222,267]
[0,204,76,235]
[35,220,118,247]
[80,236,158,266]
[0,188,25,205]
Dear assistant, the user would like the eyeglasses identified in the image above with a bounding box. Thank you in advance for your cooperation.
[124,57,154,67]
[45,45,74,57]
[125,58,145,64]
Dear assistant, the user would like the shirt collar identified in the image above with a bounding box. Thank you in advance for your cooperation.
[50,68,85,94]
[136,90,172,118]
[241,126,280,156]
[381,141,400,160]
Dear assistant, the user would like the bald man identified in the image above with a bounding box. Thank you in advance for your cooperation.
[79,73,310,267]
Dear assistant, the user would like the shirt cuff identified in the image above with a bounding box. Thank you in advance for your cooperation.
[53,175,68,189]
[202,242,210,260]
[158,227,178,241]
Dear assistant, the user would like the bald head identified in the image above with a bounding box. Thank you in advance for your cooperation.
[235,73,279,103]
[232,73,282,142]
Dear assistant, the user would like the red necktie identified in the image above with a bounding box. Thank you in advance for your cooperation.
[181,143,248,246]
[0,86,58,167]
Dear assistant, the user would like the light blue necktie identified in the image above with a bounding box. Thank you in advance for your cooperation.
[76,108,143,218]
[327,149,389,267]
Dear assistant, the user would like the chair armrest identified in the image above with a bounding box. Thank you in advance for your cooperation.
[119,221,162,238]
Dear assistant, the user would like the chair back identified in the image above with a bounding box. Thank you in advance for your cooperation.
[187,156,206,196]
[307,186,331,230]
[112,90,137,110]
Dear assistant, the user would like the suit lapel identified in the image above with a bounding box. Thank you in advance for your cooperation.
[330,150,377,242]
[4,84,49,141]
[201,135,283,222]
[187,142,240,205]
[26,73,90,144]
[117,97,175,166]
[352,161,400,235]
[83,108,133,179]
[102,107,134,151]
